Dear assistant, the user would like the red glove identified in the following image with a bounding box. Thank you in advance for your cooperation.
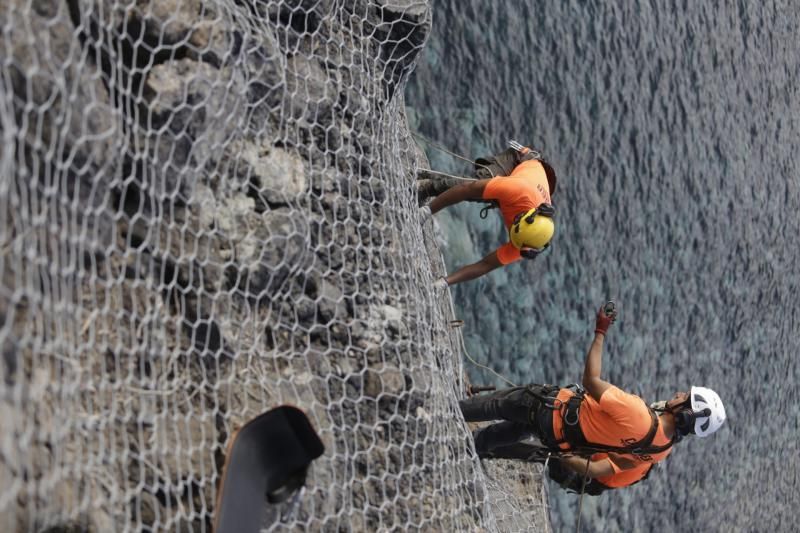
[595,301,617,336]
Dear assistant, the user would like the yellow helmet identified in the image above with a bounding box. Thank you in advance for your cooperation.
[509,204,555,249]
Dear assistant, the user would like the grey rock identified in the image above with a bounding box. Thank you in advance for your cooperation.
[1,0,119,251]
[374,0,429,20]
[0,0,547,530]
[144,57,246,169]
[1,1,116,164]
[377,364,407,396]
[284,54,336,124]
[233,141,308,204]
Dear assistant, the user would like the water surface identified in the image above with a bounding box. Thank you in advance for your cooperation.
[406,2,800,531]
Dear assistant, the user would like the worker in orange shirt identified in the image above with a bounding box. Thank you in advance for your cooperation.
[458,301,727,484]
[421,142,558,288]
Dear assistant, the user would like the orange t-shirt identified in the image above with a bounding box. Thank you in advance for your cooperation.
[551,386,672,474]
[481,159,552,265]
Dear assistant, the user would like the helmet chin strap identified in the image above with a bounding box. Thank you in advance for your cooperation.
[651,400,693,442]
[674,404,713,439]
[652,395,717,442]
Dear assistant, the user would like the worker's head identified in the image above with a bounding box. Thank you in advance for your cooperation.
[510,204,555,250]
[664,386,726,439]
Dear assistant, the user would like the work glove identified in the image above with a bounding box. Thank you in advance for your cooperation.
[419,205,432,220]
[594,301,617,336]
[509,140,540,163]
[520,243,549,260]
[432,277,449,292]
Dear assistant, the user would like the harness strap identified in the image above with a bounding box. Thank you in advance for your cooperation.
[561,394,586,448]
[565,399,660,451]
[552,388,674,457]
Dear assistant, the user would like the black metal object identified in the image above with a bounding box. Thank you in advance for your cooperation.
[215,406,324,533]
[467,384,497,396]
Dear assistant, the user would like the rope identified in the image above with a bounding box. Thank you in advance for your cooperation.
[416,167,476,182]
[438,280,515,388]
[459,335,517,388]
[574,458,590,533]
[411,131,495,175]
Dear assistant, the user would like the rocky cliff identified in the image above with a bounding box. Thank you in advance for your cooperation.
[0,1,547,531]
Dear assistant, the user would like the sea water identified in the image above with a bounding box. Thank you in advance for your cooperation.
[406,1,800,531]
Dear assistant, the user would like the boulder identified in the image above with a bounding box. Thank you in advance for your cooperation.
[237,142,308,204]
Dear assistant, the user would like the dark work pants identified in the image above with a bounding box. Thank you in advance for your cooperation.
[459,385,551,455]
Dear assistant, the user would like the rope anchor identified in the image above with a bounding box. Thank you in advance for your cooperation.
[467,384,497,396]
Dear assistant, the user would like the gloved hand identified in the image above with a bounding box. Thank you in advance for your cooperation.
[520,247,542,260]
[520,242,549,260]
[509,140,540,163]
[595,301,617,336]
[419,205,432,220]
[432,277,449,292]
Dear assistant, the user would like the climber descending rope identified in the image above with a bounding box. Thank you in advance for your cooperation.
[459,301,727,494]
[416,135,558,287]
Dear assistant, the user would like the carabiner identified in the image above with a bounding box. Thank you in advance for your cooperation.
[564,406,581,426]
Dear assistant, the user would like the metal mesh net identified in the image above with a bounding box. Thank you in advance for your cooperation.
[0,0,549,530]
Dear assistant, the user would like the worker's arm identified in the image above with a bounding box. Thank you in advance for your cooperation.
[582,305,617,402]
[558,455,617,479]
[606,452,639,470]
[444,251,502,286]
[429,178,491,214]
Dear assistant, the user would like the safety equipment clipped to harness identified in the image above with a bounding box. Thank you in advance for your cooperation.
[510,203,556,250]
[215,406,325,533]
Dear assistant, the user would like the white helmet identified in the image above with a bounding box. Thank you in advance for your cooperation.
[689,386,726,437]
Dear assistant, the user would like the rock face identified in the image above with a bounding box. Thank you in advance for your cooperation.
[0,0,547,531]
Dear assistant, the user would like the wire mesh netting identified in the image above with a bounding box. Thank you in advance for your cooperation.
[0,0,549,530]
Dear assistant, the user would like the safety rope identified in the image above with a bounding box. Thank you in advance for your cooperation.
[416,168,476,182]
[461,343,517,388]
[419,130,560,523]
[574,459,590,533]
[436,276,516,390]
[411,131,495,175]
[448,312,516,387]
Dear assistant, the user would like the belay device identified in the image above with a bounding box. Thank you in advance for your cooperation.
[214,406,325,533]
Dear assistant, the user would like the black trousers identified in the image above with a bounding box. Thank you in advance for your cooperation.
[459,385,556,456]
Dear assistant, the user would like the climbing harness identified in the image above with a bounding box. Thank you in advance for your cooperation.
[520,383,675,458]
[565,392,672,457]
